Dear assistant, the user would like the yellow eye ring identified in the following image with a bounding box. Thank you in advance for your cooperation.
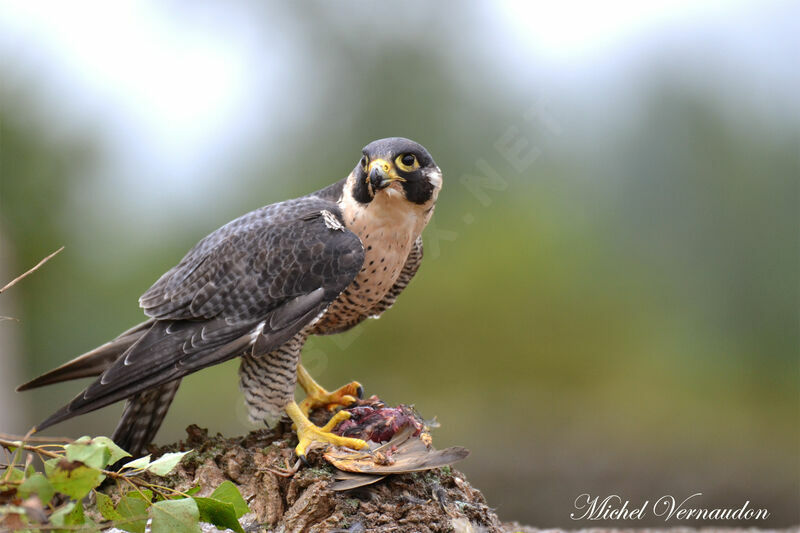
[395,153,419,172]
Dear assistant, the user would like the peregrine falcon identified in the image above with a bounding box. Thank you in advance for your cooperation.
[18,137,442,460]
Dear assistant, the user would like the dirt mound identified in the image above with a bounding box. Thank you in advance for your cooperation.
[138,424,503,532]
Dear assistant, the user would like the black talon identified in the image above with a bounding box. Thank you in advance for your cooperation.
[298,454,309,466]
[356,385,364,400]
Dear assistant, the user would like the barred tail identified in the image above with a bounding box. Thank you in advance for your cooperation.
[111,379,181,459]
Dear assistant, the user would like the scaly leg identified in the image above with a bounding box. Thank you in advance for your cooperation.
[284,401,368,459]
[297,364,362,416]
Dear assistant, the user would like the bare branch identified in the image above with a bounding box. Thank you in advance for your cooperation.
[0,246,64,294]
[0,432,74,444]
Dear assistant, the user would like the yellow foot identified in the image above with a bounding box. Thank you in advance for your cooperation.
[297,364,362,416]
[285,401,368,460]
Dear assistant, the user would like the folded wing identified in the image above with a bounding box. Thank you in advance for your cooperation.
[34,198,364,432]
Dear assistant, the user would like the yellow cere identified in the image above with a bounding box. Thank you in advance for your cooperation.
[366,158,406,183]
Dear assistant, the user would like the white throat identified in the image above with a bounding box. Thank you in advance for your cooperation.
[339,172,438,242]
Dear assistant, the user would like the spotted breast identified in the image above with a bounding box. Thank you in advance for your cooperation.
[311,176,433,334]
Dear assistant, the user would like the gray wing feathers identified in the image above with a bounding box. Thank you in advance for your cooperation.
[35,198,364,432]
[139,196,355,321]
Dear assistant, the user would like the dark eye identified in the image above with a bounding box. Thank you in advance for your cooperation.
[360,156,368,169]
[401,154,416,167]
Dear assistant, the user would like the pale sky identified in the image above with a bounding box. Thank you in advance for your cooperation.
[0,0,796,209]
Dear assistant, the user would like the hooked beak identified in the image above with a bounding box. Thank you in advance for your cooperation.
[368,159,405,191]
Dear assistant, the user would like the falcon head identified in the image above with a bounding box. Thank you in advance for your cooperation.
[349,137,442,206]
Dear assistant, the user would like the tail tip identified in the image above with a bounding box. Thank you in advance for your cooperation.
[17,375,47,392]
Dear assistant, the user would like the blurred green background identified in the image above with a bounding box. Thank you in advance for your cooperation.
[1,1,798,528]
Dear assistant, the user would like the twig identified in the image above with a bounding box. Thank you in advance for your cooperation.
[0,437,61,460]
[0,436,147,486]
[0,246,64,294]
[144,482,192,499]
[120,476,153,501]
[2,446,23,481]
[265,457,302,477]
[0,432,73,444]
[2,517,148,532]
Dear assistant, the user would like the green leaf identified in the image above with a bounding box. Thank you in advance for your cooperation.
[65,437,111,470]
[194,497,245,533]
[116,495,148,533]
[92,436,131,464]
[150,498,201,533]
[17,472,55,503]
[78,519,100,532]
[49,501,75,526]
[120,455,151,471]
[145,450,191,476]
[95,491,122,521]
[48,460,105,500]
[185,485,201,496]
[127,488,153,502]
[50,502,97,532]
[43,458,60,477]
[1,466,24,483]
[210,480,249,518]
